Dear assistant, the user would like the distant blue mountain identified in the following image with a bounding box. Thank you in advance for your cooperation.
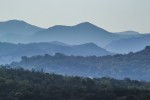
[115,31,140,35]
[105,34,150,53]
[0,20,146,48]
[0,20,44,43]
[114,31,143,38]
[32,22,122,47]
[0,42,112,64]
[0,20,43,36]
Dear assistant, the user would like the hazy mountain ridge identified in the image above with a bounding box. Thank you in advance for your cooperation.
[32,22,122,46]
[116,31,140,35]
[10,46,150,81]
[0,42,112,64]
[105,34,150,53]
[0,20,44,35]
[0,20,149,54]
[0,20,44,43]
[0,20,145,47]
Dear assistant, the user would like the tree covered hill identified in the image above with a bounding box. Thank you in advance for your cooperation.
[0,66,150,100]
[11,46,150,81]
[0,42,112,64]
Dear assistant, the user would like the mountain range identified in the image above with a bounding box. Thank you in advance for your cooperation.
[105,34,150,53]
[31,22,121,47]
[0,20,43,35]
[1,20,150,81]
[0,42,112,64]
[0,20,44,43]
[0,20,150,53]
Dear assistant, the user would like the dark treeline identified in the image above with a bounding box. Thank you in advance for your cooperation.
[11,46,150,81]
[0,66,150,100]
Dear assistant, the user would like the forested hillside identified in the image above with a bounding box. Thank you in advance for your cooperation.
[11,46,150,81]
[0,42,111,64]
[0,66,150,100]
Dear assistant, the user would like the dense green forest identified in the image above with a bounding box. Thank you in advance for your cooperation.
[0,66,150,100]
[11,46,150,81]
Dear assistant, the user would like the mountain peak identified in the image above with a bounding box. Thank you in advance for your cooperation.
[0,20,43,35]
[75,22,97,27]
[116,31,141,35]
[76,42,103,49]
[74,22,108,32]
[6,19,24,22]
[81,42,98,46]
[2,20,27,24]
[0,20,43,29]
[78,22,93,25]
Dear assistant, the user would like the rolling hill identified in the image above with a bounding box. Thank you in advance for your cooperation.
[105,34,150,53]
[0,20,148,52]
[0,20,44,43]
[0,20,43,35]
[32,22,122,47]
[0,42,112,64]
[0,20,143,46]
[11,46,150,81]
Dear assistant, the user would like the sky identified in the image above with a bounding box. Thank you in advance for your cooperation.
[0,0,150,33]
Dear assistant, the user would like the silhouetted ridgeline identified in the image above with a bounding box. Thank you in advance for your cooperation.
[0,66,150,100]
[1,20,150,54]
[0,42,112,64]
[0,20,146,48]
[0,20,121,46]
[105,34,150,53]
[11,46,150,81]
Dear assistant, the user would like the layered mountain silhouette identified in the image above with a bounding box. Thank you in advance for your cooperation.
[0,20,150,81]
[0,20,149,53]
[0,42,112,64]
[116,31,140,35]
[31,22,122,46]
[0,20,143,47]
[0,20,43,35]
[114,31,143,38]
[0,20,44,43]
[11,46,150,80]
[105,34,150,53]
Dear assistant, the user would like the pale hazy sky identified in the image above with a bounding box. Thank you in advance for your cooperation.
[0,0,150,33]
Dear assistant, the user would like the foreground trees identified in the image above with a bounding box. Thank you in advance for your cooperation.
[0,66,150,100]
